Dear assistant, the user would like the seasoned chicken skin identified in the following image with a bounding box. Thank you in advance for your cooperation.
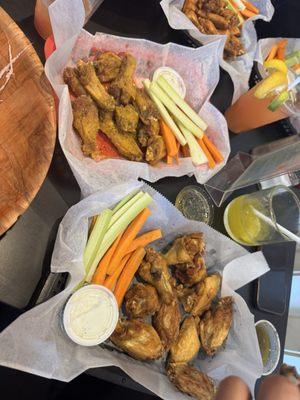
[145,135,166,165]
[169,316,200,363]
[98,111,143,161]
[138,248,175,304]
[115,104,139,133]
[166,363,215,400]
[153,299,181,351]
[110,318,163,361]
[77,60,115,111]
[72,95,100,159]
[174,255,206,287]
[94,51,122,83]
[199,296,233,355]
[134,88,160,125]
[177,273,221,316]
[63,67,87,97]
[164,233,205,266]
[124,283,160,319]
[109,53,137,105]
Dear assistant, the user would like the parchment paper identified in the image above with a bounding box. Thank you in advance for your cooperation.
[0,181,269,397]
[45,0,230,197]
[160,0,274,103]
[254,37,300,132]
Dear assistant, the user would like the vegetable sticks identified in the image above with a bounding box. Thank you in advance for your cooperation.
[203,135,224,164]
[160,120,178,157]
[124,229,162,255]
[104,253,131,291]
[198,138,216,169]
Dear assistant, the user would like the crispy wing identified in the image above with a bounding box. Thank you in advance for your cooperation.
[124,283,160,319]
[145,135,166,165]
[115,104,139,133]
[169,316,200,363]
[224,34,245,58]
[110,318,163,360]
[94,51,122,83]
[138,248,175,304]
[164,233,205,266]
[98,111,143,161]
[109,54,137,105]
[177,273,221,316]
[166,363,215,400]
[174,255,206,287]
[72,95,100,159]
[137,119,160,148]
[63,67,87,97]
[77,60,115,111]
[134,88,160,124]
[199,296,233,355]
[153,299,181,351]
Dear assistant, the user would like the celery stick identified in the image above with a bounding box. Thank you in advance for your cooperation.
[112,189,139,213]
[143,79,186,146]
[156,75,208,131]
[177,120,208,165]
[85,192,152,282]
[109,191,144,228]
[83,209,112,273]
[150,82,204,139]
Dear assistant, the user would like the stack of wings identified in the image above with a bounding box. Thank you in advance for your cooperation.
[110,233,234,400]
[182,0,245,58]
[63,52,166,164]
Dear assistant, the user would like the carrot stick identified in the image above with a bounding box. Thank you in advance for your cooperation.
[106,208,151,276]
[266,44,278,61]
[104,253,131,291]
[198,138,216,169]
[277,39,288,48]
[181,144,190,157]
[240,8,256,18]
[124,229,162,255]
[114,247,146,307]
[202,135,224,164]
[242,0,259,13]
[167,155,173,165]
[92,233,122,285]
[160,120,178,157]
[277,47,286,60]
[175,142,180,164]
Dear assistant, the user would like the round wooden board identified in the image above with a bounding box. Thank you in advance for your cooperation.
[0,7,56,235]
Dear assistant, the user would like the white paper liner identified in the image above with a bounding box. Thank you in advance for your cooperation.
[0,181,268,397]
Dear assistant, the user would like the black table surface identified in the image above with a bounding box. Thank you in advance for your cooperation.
[0,0,297,396]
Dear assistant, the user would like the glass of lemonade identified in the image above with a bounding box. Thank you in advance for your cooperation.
[224,186,300,246]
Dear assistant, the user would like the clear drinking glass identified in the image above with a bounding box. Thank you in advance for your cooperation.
[224,186,300,246]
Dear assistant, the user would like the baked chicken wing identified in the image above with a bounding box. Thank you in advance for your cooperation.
[134,88,160,125]
[169,316,200,363]
[138,248,175,304]
[124,283,160,319]
[153,299,181,351]
[164,233,205,266]
[166,363,215,400]
[109,53,137,105]
[145,135,166,165]
[98,111,143,161]
[137,119,160,148]
[94,51,122,83]
[115,104,139,133]
[177,273,221,316]
[110,318,163,361]
[77,60,115,111]
[174,255,206,287]
[72,95,100,159]
[63,67,87,97]
[199,296,233,355]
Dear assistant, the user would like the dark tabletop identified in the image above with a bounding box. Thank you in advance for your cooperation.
[0,0,298,396]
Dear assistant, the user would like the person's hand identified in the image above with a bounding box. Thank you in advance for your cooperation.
[215,375,300,400]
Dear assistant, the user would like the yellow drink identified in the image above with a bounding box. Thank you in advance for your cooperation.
[224,197,270,246]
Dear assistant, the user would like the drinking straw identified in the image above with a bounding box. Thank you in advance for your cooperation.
[288,75,300,91]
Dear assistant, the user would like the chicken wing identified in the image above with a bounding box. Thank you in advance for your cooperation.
[98,111,143,161]
[166,363,215,400]
[137,119,160,148]
[145,135,166,165]
[94,51,122,83]
[153,299,181,351]
[109,54,137,105]
[169,316,200,363]
[133,88,160,125]
[224,34,245,58]
[72,95,100,159]
[115,104,139,133]
[164,233,205,266]
[177,273,221,316]
[124,283,160,319]
[110,318,163,361]
[138,248,175,304]
[174,255,206,287]
[199,296,233,355]
[77,60,115,111]
[63,67,87,97]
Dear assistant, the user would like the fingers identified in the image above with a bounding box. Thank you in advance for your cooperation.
[215,376,251,400]
[257,375,300,400]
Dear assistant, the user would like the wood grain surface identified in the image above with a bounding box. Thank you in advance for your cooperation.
[0,7,56,235]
